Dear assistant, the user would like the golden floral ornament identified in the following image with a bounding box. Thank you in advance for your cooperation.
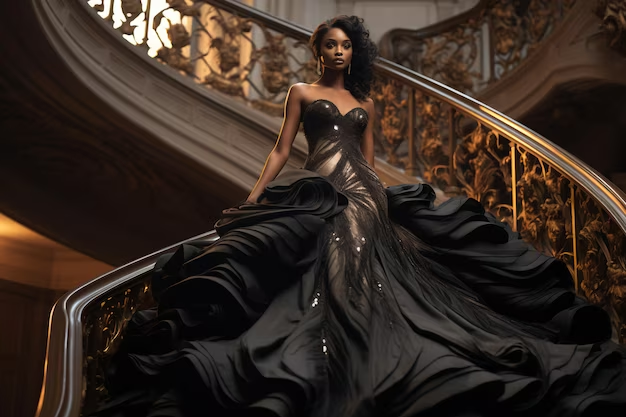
[167,23,191,49]
[119,0,143,35]
[380,0,578,94]
[593,0,626,55]
[156,47,192,73]
[211,37,241,73]
[166,0,202,16]
[82,281,154,413]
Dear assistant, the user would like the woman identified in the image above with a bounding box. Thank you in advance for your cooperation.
[97,16,626,417]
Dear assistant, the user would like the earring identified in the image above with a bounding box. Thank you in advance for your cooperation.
[317,58,322,75]
[348,63,351,75]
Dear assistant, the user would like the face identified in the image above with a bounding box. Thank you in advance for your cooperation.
[319,27,353,72]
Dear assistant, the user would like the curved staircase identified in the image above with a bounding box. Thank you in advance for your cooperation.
[0,1,624,416]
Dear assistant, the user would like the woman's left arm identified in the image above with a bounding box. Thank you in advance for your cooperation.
[361,98,376,168]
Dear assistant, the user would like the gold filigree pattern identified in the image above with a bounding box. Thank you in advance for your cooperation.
[82,279,155,415]
[380,0,577,94]
[593,0,626,55]
[371,76,409,168]
[370,71,624,342]
[88,0,317,116]
[516,148,574,268]
[419,20,483,93]
[576,190,626,343]
[414,94,450,188]
[453,118,513,222]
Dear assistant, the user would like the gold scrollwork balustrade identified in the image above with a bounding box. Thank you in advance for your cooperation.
[379,0,577,95]
[81,279,155,413]
[593,0,626,55]
[88,0,319,117]
[370,64,626,346]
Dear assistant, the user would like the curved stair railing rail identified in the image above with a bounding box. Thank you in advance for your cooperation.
[35,231,219,417]
[378,0,577,95]
[37,0,626,416]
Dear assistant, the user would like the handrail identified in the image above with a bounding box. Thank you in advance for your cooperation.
[36,231,218,417]
[36,0,626,416]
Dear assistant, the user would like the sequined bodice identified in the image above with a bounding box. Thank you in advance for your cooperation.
[301,99,371,179]
[302,99,369,148]
[300,97,388,231]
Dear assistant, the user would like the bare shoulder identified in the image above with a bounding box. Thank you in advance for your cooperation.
[289,82,314,96]
[362,97,375,114]
[287,83,314,105]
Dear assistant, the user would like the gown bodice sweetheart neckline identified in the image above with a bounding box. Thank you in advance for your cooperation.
[303,98,368,119]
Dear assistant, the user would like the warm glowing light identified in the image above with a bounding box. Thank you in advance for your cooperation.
[0,213,56,244]
[88,0,190,57]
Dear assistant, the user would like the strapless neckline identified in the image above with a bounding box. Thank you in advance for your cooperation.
[304,99,368,120]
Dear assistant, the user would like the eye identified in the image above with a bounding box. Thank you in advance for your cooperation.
[325,41,335,48]
[344,43,352,49]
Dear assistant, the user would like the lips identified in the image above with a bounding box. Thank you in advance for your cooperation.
[333,59,344,64]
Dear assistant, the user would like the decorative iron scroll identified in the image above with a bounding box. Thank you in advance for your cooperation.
[88,0,317,117]
[83,0,626,413]
[82,279,155,415]
[515,148,574,266]
[576,192,626,343]
[379,0,577,95]
[370,76,411,169]
[369,69,625,343]
[593,0,626,55]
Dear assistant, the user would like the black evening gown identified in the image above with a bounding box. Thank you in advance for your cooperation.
[96,99,626,417]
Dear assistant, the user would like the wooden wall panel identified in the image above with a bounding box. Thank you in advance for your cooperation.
[0,279,59,417]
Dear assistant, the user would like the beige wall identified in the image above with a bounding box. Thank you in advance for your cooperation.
[0,213,113,291]
[253,0,479,42]
[337,0,478,42]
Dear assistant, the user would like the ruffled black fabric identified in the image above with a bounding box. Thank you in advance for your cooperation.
[386,183,612,344]
[97,170,348,416]
[93,100,626,417]
[153,171,347,326]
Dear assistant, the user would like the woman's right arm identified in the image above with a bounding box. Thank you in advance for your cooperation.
[245,84,305,203]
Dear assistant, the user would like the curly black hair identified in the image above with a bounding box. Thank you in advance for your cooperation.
[310,16,379,101]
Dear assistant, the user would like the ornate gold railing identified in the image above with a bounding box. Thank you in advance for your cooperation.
[87,0,319,117]
[378,0,577,95]
[36,231,218,417]
[593,0,626,55]
[37,0,626,416]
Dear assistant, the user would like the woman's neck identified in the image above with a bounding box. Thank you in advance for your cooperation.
[316,68,345,90]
